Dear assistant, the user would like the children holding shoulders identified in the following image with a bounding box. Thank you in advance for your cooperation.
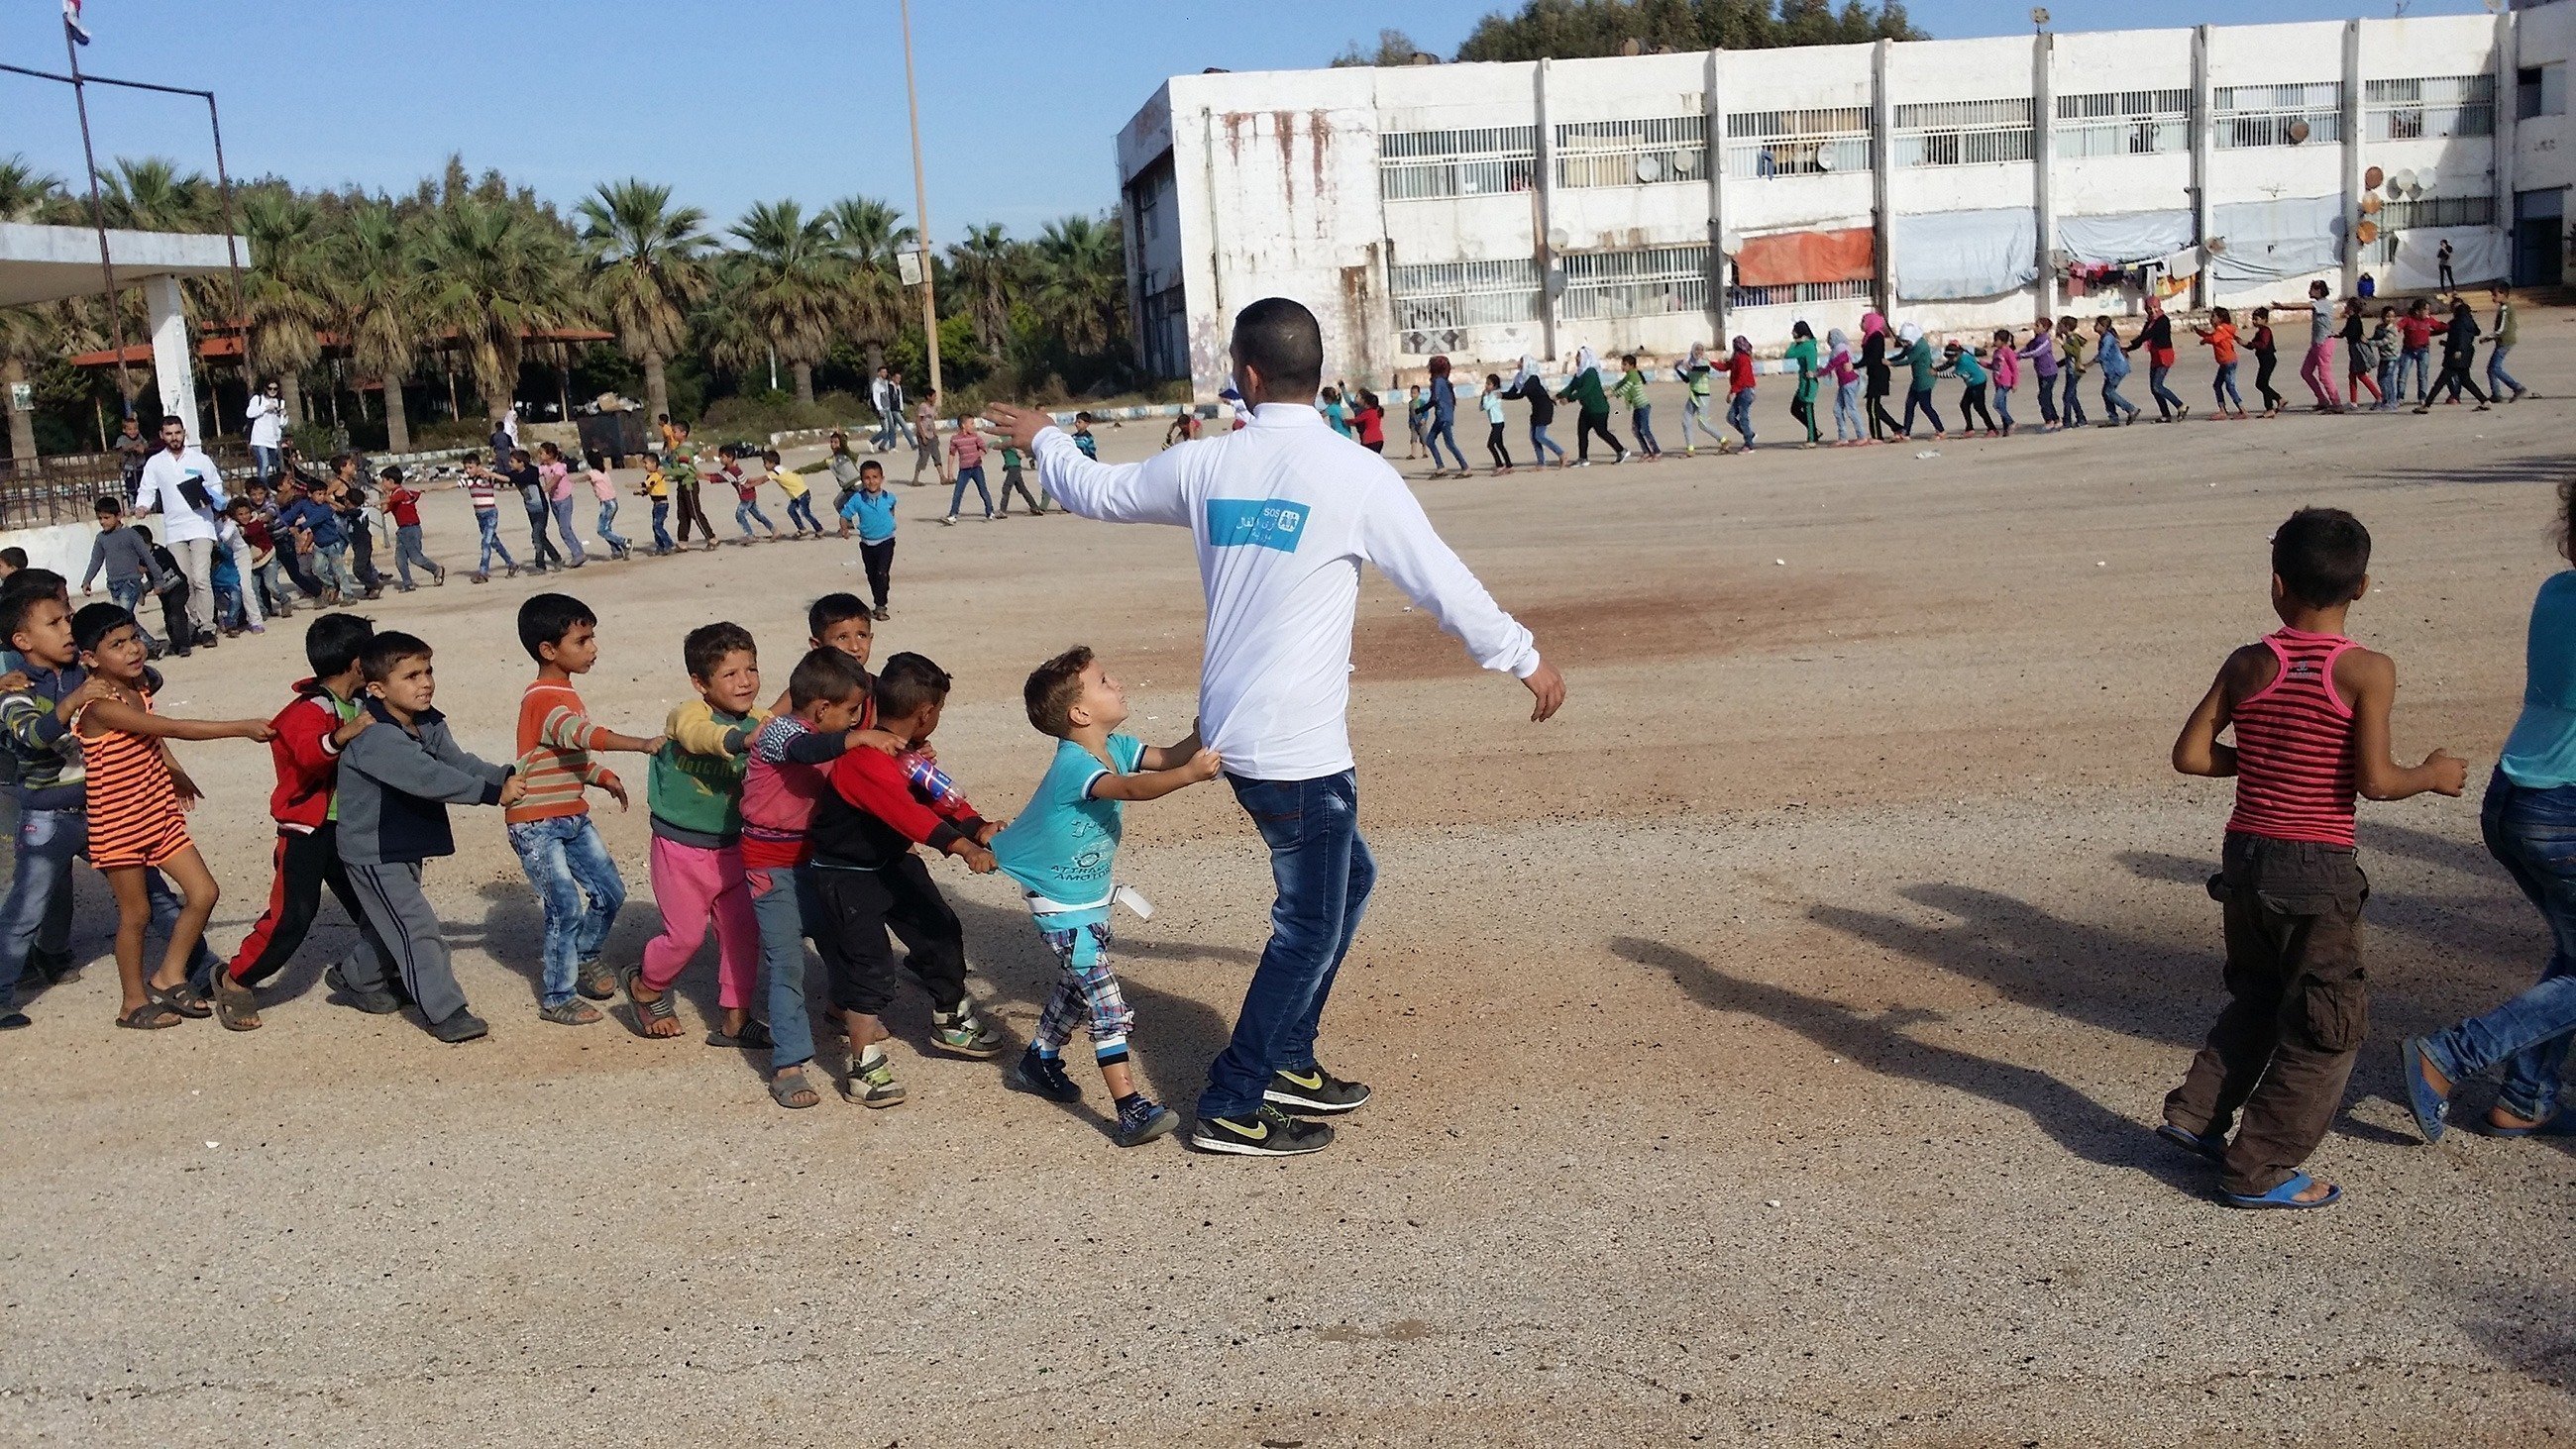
[837,458,899,622]
[2093,316,2140,426]
[624,622,767,1045]
[63,602,274,1029]
[463,461,519,583]
[2164,507,2464,1208]
[2191,307,2248,421]
[994,646,1222,1147]
[510,594,665,1025]
[725,447,782,545]
[334,630,528,1042]
[639,453,676,555]
[2054,316,2090,429]
[2246,308,2284,419]
[1479,372,1515,475]
[211,612,401,1031]
[380,466,448,591]
[805,651,1005,1106]
[1614,353,1662,459]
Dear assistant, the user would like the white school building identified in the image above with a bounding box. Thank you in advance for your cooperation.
[1115,6,2576,397]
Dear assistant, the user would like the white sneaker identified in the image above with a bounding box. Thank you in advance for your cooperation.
[941,515,958,527]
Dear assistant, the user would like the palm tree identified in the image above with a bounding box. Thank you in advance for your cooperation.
[728,199,845,406]
[1029,213,1128,355]
[239,190,334,424]
[0,159,65,465]
[0,155,66,224]
[947,223,1020,353]
[101,156,212,232]
[327,201,423,453]
[576,178,711,423]
[822,195,914,376]
[411,198,584,422]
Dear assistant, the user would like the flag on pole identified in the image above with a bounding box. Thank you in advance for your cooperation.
[63,0,91,46]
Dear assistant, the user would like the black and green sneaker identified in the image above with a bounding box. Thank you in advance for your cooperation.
[1263,1064,1371,1115]
[1189,1103,1334,1157]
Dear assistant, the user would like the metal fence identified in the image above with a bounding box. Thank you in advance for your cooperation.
[2364,74,2497,141]
[1389,258,1543,332]
[1379,125,1539,201]
[0,439,254,531]
[1557,246,1713,320]
[2053,89,2192,157]
[1890,97,2036,167]
[1726,278,1877,310]
[1554,115,1709,188]
[2213,82,2344,149]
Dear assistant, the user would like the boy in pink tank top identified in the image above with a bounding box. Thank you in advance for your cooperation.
[2163,508,2465,1209]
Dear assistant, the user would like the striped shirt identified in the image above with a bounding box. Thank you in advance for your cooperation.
[508,678,616,824]
[2227,628,2360,848]
[74,690,191,869]
[467,475,498,512]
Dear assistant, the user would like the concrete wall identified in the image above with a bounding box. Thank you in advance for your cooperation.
[1127,10,2543,397]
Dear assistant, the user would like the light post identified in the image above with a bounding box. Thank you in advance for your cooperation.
[899,0,942,404]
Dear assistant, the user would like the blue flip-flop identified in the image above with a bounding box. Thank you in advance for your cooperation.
[2223,1172,2341,1210]
[2157,1122,2228,1162]
[2399,1037,2450,1144]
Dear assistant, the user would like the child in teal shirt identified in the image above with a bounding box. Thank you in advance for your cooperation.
[993,646,1221,1148]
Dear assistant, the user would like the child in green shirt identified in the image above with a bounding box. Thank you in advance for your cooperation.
[1614,354,1661,459]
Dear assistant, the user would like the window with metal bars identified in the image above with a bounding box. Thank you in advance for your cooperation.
[1377,126,1539,202]
[1890,97,2035,167]
[2212,83,2343,149]
[1726,278,1877,310]
[1557,246,1713,320]
[1388,258,1543,333]
[1554,115,1709,188]
[2364,74,2496,141]
[1724,106,1872,177]
[2053,89,2192,157]
[2375,193,2497,231]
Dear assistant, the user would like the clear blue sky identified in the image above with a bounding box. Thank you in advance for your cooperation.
[0,0,2487,247]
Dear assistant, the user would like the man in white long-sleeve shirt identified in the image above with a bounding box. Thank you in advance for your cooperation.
[131,417,229,650]
[990,297,1565,1157]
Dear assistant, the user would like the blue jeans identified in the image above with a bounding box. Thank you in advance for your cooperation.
[2147,361,2184,417]
[1993,383,2015,432]
[1901,385,1944,435]
[785,494,820,534]
[393,522,440,587]
[2376,357,2401,410]
[313,542,361,600]
[2213,361,2242,410]
[2399,347,2431,403]
[595,498,631,554]
[2032,371,2059,425]
[734,497,777,538]
[748,863,821,1073]
[1630,404,1661,456]
[1528,423,1564,463]
[549,496,588,563]
[1727,388,1756,446]
[1832,379,1862,442]
[2060,369,2088,425]
[1425,418,1467,471]
[649,499,673,552]
[1199,771,1376,1120]
[2490,345,2524,397]
[2101,373,2139,418]
[2422,772,2576,1121]
[475,509,517,574]
[0,807,216,1010]
[947,465,992,519]
[507,814,624,1009]
[251,444,282,482]
[106,577,158,649]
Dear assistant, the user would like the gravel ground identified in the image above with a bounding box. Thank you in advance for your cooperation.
[2,318,2572,1446]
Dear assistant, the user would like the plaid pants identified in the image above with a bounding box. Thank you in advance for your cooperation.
[1032,905,1132,1061]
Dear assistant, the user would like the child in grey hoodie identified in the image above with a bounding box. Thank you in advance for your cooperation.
[333,630,524,1041]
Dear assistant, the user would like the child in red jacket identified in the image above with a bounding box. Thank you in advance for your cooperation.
[209,613,400,1030]
[803,651,1004,1105]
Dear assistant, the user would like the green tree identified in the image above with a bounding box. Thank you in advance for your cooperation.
[0,158,67,462]
[946,223,1021,354]
[1455,0,1920,60]
[1028,214,1127,357]
[576,178,711,424]
[1331,28,1428,66]
[326,201,423,453]
[728,199,846,407]
[239,190,334,425]
[411,199,584,422]
[821,195,915,376]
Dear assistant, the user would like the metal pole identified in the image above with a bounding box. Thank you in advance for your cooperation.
[205,92,249,391]
[63,28,137,415]
[899,0,943,404]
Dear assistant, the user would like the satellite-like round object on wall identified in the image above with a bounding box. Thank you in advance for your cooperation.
[2360,192,2383,214]
[2355,219,2380,245]
[1635,155,1663,183]
[2394,167,2419,191]
[2365,164,2386,190]
[1672,150,1703,176]
[1720,231,1746,255]
[1812,150,1834,172]
[2286,120,2311,145]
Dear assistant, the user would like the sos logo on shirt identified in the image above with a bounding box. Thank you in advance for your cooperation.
[1207,498,1308,553]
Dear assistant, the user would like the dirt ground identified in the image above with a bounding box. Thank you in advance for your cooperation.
[2,317,2573,1446]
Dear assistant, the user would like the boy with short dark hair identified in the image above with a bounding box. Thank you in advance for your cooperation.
[334,631,527,1042]
[806,652,1004,1104]
[510,593,663,1024]
[2164,507,2465,1208]
[623,622,766,1043]
[995,646,1222,1146]
[81,494,171,655]
[210,612,400,1031]
[1070,412,1099,461]
[836,461,898,621]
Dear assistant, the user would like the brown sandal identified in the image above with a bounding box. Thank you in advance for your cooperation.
[117,1000,187,1030]
[212,973,262,1032]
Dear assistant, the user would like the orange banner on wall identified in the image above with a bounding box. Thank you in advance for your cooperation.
[1732,227,1876,287]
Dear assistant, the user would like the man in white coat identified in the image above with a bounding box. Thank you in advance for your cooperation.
[987,297,1564,1156]
[130,417,229,648]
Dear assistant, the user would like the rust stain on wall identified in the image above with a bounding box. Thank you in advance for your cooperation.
[1272,110,1300,201]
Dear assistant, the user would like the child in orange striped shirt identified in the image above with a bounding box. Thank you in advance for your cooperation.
[510,593,663,1024]
[65,602,273,1028]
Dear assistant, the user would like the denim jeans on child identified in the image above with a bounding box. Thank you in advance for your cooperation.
[107,577,159,650]
[475,509,518,575]
[947,465,992,520]
[507,814,624,1009]
[650,499,673,552]
[596,498,632,555]
[1197,770,1377,1121]
[2419,772,2576,1122]
[0,807,218,1011]
[747,862,822,1074]
[393,522,440,587]
[2490,345,2525,398]
[1727,388,1756,447]
[549,496,588,564]
[734,497,777,539]
[1630,404,1661,457]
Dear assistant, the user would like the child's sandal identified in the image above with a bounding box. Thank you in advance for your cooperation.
[117,1000,188,1030]
[769,1067,820,1110]
[616,964,680,1039]
[148,980,211,1020]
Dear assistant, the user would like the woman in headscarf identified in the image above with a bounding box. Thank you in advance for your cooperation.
[1785,322,1821,447]
[2422,296,2492,412]
[1510,356,1566,466]
[1893,322,1945,438]
[1861,312,1899,442]
[1556,347,1628,465]
[1423,356,1470,478]
[1825,328,1862,444]
[1724,336,1760,451]
[2124,294,2187,422]
[1676,342,1727,454]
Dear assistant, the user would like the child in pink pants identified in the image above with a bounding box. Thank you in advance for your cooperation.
[619,621,766,1045]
